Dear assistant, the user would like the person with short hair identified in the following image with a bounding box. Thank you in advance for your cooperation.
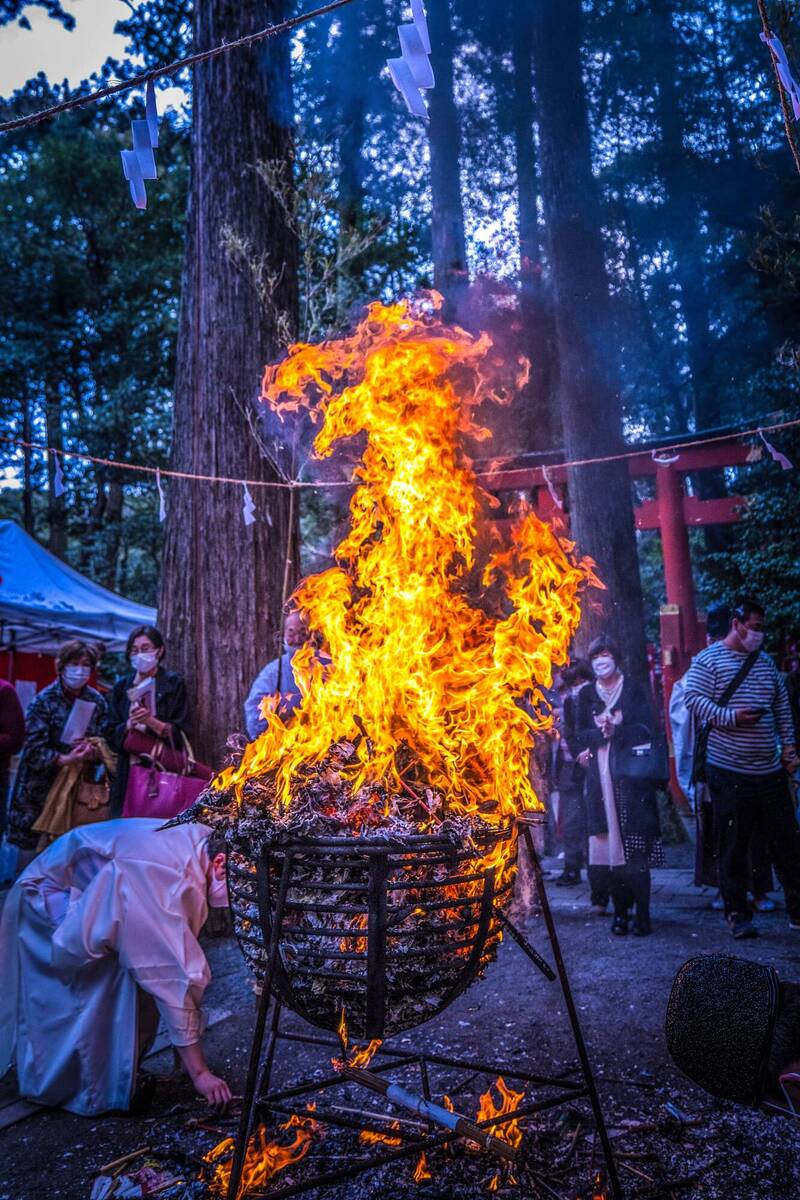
[683,598,800,939]
[7,640,106,869]
[575,635,663,936]
[0,818,231,1114]
[103,625,191,817]
[244,604,312,741]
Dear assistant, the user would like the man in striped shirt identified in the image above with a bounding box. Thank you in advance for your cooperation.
[684,598,800,938]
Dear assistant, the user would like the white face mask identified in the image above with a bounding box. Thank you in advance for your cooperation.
[740,628,764,653]
[131,651,159,673]
[592,655,616,679]
[208,870,229,909]
[63,665,91,690]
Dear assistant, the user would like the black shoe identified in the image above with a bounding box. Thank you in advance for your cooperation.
[632,917,651,936]
[611,916,628,936]
[555,871,580,886]
[729,914,758,940]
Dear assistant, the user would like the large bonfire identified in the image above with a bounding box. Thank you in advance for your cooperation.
[190,294,593,863]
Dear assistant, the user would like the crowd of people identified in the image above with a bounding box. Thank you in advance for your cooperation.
[0,595,799,1123]
[546,597,800,940]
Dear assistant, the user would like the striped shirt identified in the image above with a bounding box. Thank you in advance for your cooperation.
[683,642,795,775]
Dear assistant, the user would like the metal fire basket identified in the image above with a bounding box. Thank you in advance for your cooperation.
[227,826,516,1040]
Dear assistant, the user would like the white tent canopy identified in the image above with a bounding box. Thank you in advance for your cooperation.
[0,520,156,654]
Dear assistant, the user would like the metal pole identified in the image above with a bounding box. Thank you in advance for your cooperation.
[227,851,294,1200]
[521,818,624,1199]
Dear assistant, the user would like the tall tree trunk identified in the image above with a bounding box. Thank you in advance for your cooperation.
[532,0,648,681]
[21,393,34,535]
[159,0,300,762]
[510,0,558,451]
[44,377,66,558]
[335,3,367,321]
[427,0,468,318]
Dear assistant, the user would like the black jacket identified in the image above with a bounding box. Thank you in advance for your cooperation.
[574,676,660,841]
[103,668,190,816]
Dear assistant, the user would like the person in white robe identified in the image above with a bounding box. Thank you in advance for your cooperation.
[0,817,232,1115]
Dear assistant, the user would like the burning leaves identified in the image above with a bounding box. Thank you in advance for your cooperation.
[204,1110,321,1199]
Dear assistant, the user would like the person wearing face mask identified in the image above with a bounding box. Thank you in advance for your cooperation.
[684,598,800,939]
[575,635,664,936]
[552,661,594,888]
[7,640,107,872]
[104,625,191,818]
[0,817,232,1115]
[244,602,313,741]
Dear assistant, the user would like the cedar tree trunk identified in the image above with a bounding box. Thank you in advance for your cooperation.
[159,0,300,762]
[532,0,648,680]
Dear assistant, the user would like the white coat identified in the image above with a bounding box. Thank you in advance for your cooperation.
[0,818,214,1115]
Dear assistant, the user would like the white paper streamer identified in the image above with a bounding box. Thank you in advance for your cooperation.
[53,451,65,498]
[541,464,563,510]
[759,428,793,470]
[651,449,681,466]
[155,467,166,522]
[243,482,257,526]
[761,32,800,120]
[120,82,159,209]
[387,0,435,120]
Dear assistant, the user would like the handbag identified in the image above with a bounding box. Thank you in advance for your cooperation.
[691,651,759,785]
[72,776,112,827]
[122,762,208,820]
[124,727,214,780]
[612,723,670,785]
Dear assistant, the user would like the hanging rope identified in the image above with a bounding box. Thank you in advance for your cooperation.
[2,415,798,493]
[0,0,357,134]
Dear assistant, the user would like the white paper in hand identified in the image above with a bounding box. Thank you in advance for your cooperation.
[128,676,156,715]
[61,698,96,746]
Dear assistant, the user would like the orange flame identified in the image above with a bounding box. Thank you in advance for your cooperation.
[476,1076,525,1150]
[215,295,590,868]
[413,1151,432,1182]
[359,1119,403,1147]
[205,1111,320,1199]
[331,1037,382,1072]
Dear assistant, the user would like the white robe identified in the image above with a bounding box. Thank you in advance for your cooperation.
[0,818,214,1115]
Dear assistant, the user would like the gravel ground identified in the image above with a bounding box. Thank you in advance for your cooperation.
[2,842,799,1200]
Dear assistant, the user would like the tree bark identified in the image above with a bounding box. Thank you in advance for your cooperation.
[21,393,34,535]
[159,0,300,762]
[335,2,367,321]
[510,0,558,450]
[427,0,469,318]
[531,0,648,680]
[44,377,67,559]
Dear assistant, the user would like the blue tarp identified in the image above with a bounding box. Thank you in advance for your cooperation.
[0,520,156,653]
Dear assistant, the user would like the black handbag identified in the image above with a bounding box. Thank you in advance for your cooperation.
[690,651,758,785]
[612,723,670,785]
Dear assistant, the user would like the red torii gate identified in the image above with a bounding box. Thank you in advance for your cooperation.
[480,432,752,806]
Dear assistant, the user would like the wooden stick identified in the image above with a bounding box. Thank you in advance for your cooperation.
[99,1146,150,1175]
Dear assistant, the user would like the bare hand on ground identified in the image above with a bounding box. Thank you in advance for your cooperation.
[194,1069,232,1110]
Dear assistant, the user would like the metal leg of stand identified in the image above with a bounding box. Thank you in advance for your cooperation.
[522,825,624,1200]
[227,852,294,1200]
[259,998,284,1101]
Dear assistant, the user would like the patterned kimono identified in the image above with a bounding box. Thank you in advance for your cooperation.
[8,681,107,850]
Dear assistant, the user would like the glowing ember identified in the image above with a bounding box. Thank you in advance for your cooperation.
[212,294,593,880]
[413,1151,432,1182]
[359,1119,403,1147]
[205,1110,321,1199]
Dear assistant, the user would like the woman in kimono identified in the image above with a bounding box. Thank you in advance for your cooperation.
[0,818,231,1114]
[575,635,664,936]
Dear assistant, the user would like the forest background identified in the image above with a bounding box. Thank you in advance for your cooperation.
[1,0,799,755]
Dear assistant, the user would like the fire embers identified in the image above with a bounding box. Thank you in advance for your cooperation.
[226,832,513,1040]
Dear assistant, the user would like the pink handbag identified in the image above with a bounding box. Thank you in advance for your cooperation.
[122,763,208,820]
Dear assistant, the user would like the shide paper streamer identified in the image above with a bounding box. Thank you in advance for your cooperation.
[761,32,800,121]
[120,80,159,210]
[242,482,257,526]
[387,0,434,119]
[156,467,166,522]
[759,428,794,471]
[52,451,65,498]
